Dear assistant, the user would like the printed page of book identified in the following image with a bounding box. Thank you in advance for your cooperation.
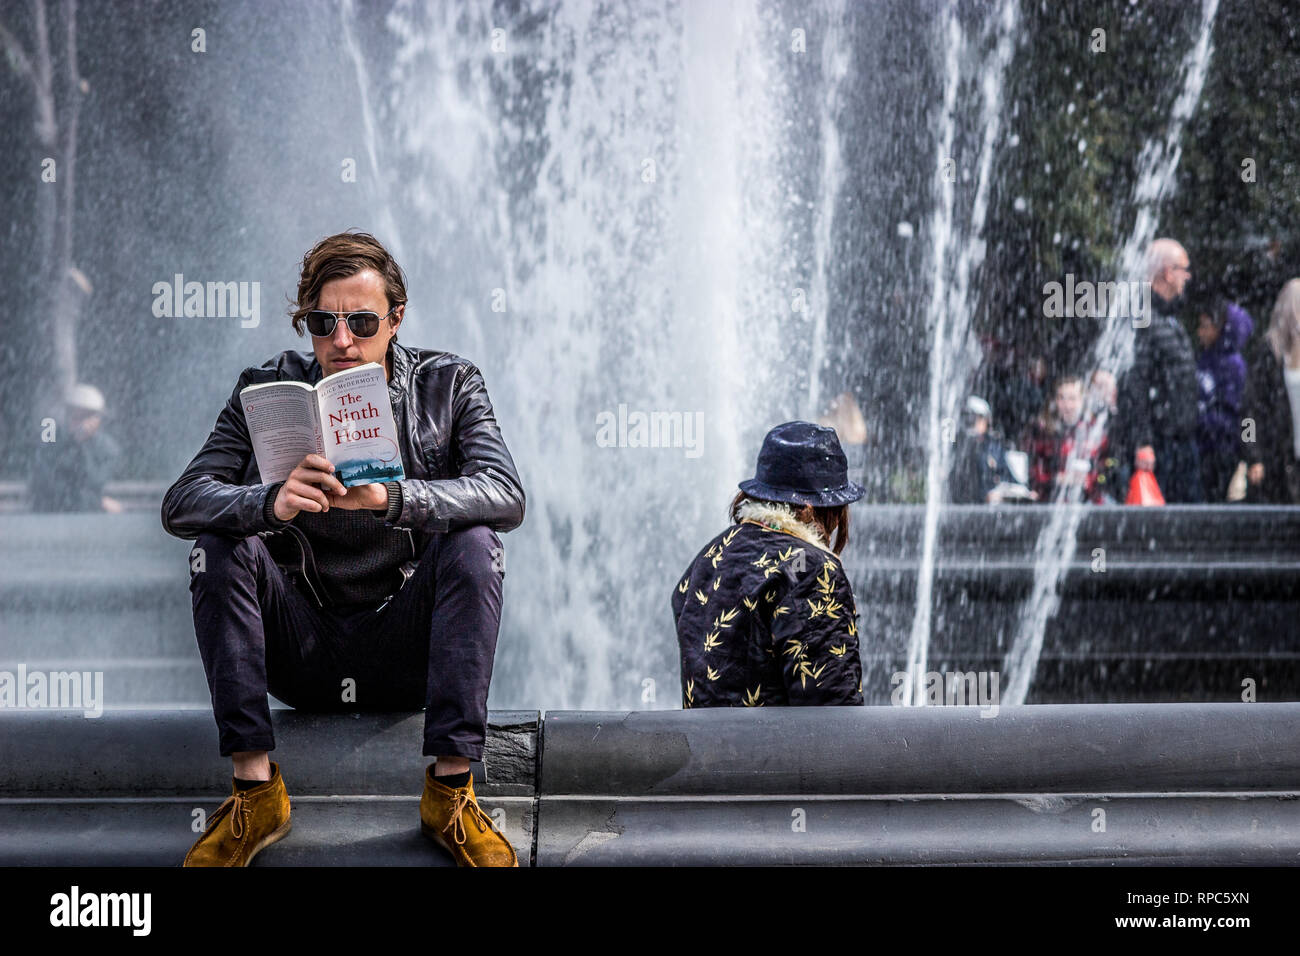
[239,381,324,484]
[314,363,406,487]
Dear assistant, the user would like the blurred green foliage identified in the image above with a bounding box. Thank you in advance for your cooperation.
[985,0,1300,362]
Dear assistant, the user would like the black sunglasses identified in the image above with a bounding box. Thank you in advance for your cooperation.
[305,308,397,338]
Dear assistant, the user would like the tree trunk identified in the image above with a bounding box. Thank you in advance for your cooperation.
[49,0,82,408]
[6,0,81,418]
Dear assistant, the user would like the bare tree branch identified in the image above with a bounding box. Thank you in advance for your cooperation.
[0,18,35,85]
[31,0,55,146]
[49,0,81,401]
[57,0,78,270]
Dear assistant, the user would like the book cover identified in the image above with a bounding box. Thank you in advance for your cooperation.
[316,363,405,487]
[240,362,405,488]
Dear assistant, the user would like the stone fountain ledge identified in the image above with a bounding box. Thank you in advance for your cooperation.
[1,705,1297,866]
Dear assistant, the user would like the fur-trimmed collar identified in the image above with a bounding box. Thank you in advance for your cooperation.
[735,499,834,554]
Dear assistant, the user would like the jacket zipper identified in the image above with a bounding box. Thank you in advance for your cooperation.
[282,525,327,609]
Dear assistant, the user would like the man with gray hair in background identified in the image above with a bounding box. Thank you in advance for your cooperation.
[1116,238,1204,502]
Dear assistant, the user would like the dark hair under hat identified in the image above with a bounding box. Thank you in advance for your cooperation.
[738,421,865,507]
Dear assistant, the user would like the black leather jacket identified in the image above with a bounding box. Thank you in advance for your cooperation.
[161,341,526,608]
[1117,294,1199,449]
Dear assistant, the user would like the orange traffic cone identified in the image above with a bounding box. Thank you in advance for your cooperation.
[1125,465,1165,505]
[1123,450,1164,509]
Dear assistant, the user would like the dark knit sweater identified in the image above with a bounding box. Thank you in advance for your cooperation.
[262,482,413,607]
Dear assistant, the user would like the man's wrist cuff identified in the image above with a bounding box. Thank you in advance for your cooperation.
[381,482,403,523]
[263,482,287,528]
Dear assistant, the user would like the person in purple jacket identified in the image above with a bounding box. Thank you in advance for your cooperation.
[1195,298,1254,502]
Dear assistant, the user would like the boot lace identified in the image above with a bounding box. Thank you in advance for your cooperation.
[207,791,245,840]
[441,788,493,846]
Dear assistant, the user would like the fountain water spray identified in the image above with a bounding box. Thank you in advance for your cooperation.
[905,0,1018,706]
[378,0,832,707]
[803,0,849,420]
[1001,0,1220,706]
[338,0,405,263]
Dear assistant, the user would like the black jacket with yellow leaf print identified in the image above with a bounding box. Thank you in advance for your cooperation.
[671,500,864,708]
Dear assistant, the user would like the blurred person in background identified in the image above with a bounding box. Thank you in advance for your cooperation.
[1241,278,1300,503]
[1087,368,1118,418]
[1004,353,1049,444]
[29,383,123,513]
[818,390,874,499]
[1025,375,1112,504]
[1086,369,1125,501]
[1195,298,1254,502]
[950,396,1032,503]
[1116,238,1203,502]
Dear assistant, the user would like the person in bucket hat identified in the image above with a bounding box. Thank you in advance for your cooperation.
[671,422,866,708]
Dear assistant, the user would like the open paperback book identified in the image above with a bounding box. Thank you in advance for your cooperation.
[239,362,405,488]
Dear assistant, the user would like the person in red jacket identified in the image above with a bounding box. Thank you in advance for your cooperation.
[1024,375,1113,504]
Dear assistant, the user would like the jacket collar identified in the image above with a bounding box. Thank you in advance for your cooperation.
[300,349,322,385]
[387,340,412,407]
[735,498,834,554]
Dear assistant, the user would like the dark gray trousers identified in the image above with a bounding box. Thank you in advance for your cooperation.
[189,525,504,759]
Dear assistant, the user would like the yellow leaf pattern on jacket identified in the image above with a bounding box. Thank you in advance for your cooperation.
[673,522,862,708]
[815,562,835,596]
[713,606,739,629]
[794,659,827,689]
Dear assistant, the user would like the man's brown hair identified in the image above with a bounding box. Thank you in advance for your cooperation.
[289,231,408,337]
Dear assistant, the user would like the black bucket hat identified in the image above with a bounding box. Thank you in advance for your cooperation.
[738,421,865,507]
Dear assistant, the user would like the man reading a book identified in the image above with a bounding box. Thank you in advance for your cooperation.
[162,231,526,867]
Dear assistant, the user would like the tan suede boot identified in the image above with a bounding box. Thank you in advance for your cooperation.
[419,765,518,867]
[183,762,292,867]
